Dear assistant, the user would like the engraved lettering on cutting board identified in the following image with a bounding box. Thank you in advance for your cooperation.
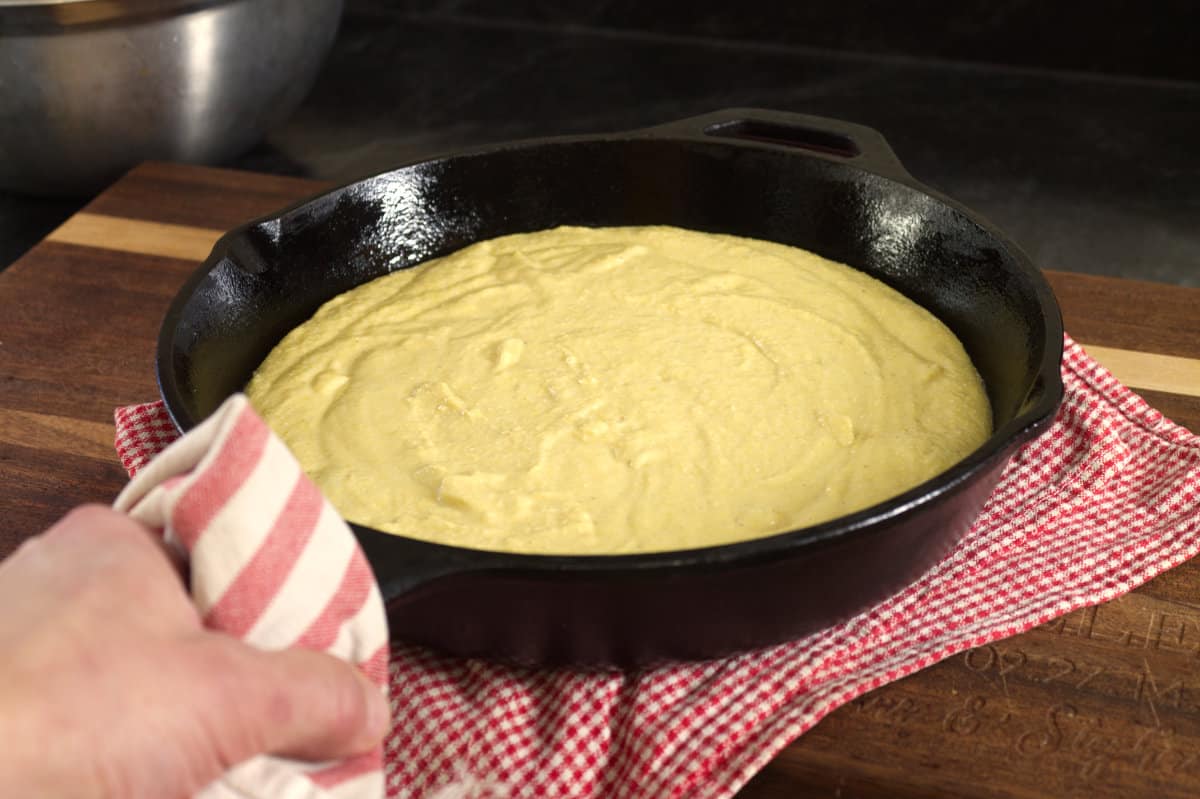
[1015,704,1073,756]
[1039,656,1104,691]
[1035,595,1200,654]
[826,593,1200,787]
[959,643,1199,715]
[850,693,924,727]
[933,693,1200,781]
[1132,658,1186,725]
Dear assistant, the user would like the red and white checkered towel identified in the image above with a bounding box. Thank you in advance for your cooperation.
[114,335,1200,799]
[112,396,390,799]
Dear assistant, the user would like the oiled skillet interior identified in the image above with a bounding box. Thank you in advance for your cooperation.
[158,110,1063,666]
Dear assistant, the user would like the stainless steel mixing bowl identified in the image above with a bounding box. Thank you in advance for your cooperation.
[0,0,344,196]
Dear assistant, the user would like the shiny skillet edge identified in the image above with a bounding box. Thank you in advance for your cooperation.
[155,109,1066,585]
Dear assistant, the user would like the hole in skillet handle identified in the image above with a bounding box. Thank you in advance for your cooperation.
[703,119,861,160]
[641,108,916,184]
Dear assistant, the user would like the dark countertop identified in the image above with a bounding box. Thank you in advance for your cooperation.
[4,3,1199,286]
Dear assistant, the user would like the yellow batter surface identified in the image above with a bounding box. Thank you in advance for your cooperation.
[247,226,991,554]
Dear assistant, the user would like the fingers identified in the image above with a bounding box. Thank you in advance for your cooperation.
[35,505,199,630]
[254,647,391,761]
[1,506,193,628]
[35,504,177,578]
[196,637,391,766]
[45,503,153,547]
[43,507,392,764]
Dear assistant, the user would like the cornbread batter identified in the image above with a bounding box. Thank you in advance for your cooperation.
[247,226,991,554]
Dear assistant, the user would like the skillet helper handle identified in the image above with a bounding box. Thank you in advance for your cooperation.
[642,108,915,184]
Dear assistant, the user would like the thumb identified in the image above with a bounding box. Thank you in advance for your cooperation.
[199,638,391,766]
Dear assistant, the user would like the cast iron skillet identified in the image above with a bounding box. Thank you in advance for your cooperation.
[158,109,1064,667]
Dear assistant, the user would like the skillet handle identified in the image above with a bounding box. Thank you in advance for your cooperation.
[640,108,915,184]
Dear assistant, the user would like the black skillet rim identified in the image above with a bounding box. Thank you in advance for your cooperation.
[156,112,1066,578]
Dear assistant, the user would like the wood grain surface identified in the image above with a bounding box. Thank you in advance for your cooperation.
[3,162,1200,798]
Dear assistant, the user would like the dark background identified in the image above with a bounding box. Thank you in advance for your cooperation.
[4,0,1198,284]
[388,0,1198,81]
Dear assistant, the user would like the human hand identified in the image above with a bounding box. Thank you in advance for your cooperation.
[0,505,390,799]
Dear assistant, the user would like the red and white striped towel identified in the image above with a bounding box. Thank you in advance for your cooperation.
[113,395,389,799]
[114,335,1200,799]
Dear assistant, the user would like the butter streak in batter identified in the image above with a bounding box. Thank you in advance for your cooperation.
[247,226,991,554]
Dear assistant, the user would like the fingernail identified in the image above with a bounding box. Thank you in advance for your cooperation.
[361,674,391,742]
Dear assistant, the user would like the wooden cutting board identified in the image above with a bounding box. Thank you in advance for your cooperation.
[4,162,1200,798]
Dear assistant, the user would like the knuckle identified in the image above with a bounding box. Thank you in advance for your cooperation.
[60,503,118,529]
[52,504,137,546]
[11,531,48,559]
